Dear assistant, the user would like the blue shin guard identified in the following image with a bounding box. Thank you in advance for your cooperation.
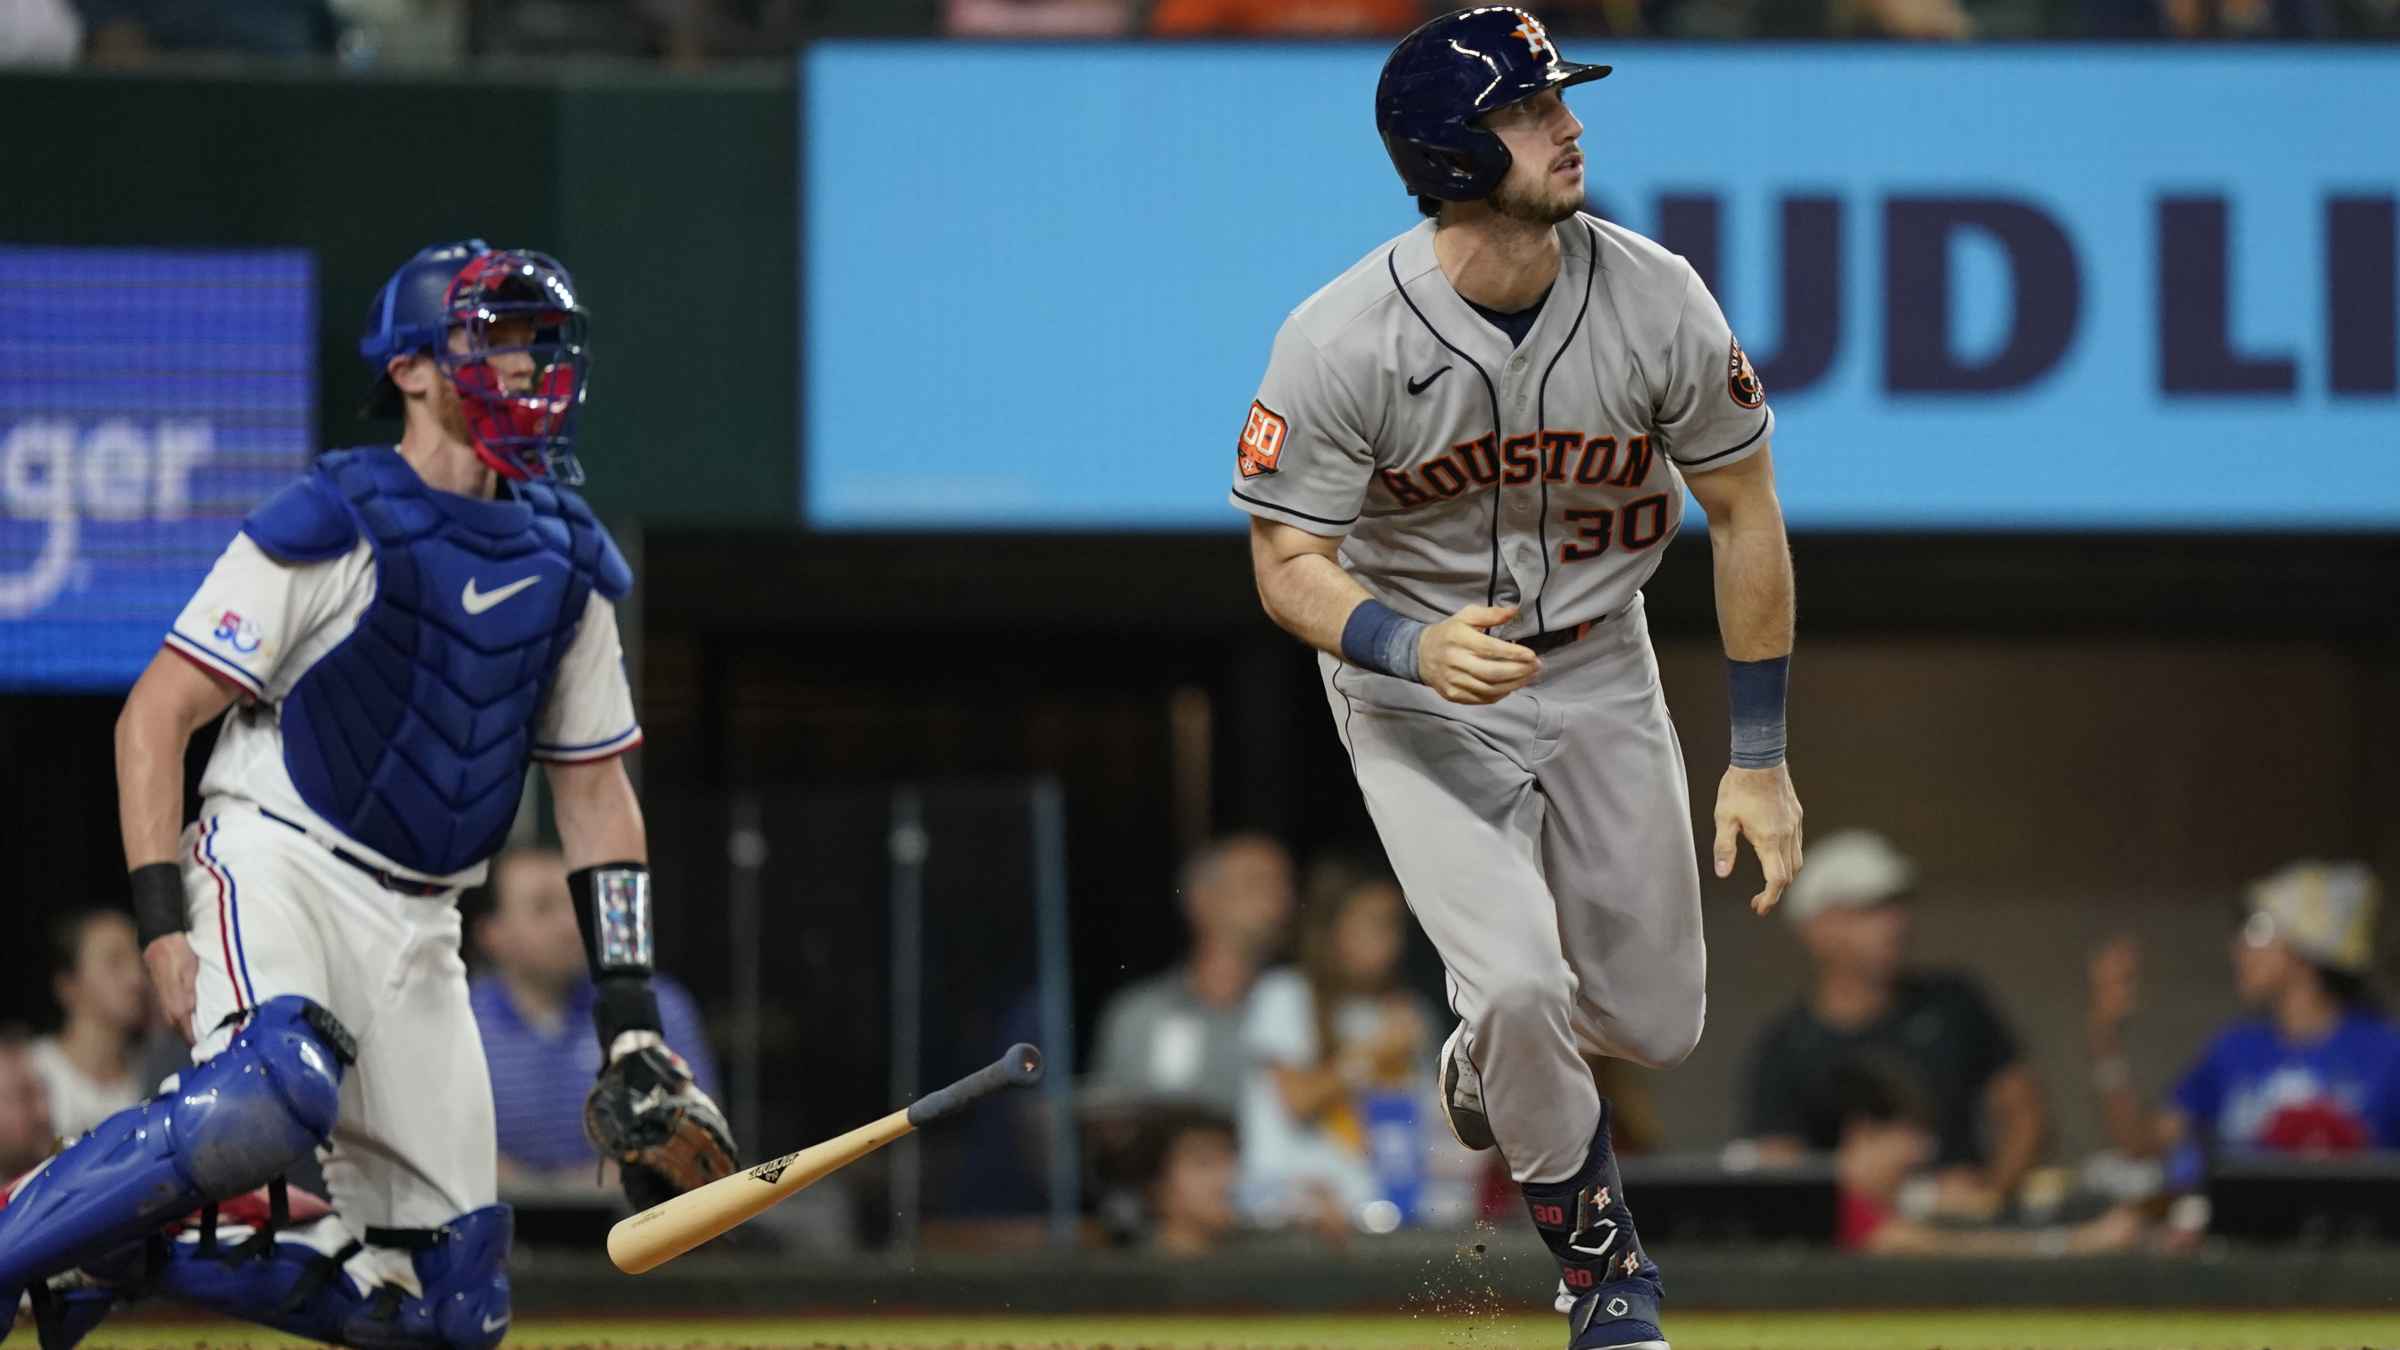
[133,1206,513,1350]
[0,997,350,1310]
[1522,1100,1665,1349]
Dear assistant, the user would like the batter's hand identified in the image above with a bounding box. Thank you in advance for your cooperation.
[1713,762,1803,915]
[1417,604,1540,705]
[145,933,200,1044]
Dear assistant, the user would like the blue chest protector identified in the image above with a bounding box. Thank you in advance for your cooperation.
[242,447,631,876]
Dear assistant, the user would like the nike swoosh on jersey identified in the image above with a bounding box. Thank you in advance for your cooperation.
[461,574,542,615]
[1406,365,1453,396]
[482,1313,510,1333]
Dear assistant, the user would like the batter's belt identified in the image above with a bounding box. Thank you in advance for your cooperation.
[1521,608,1618,657]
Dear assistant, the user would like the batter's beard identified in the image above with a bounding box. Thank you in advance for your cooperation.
[1488,174,1582,227]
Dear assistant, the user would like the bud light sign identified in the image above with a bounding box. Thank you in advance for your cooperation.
[0,247,314,689]
[805,45,2400,529]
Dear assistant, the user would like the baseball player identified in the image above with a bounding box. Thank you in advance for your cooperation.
[1231,10,1801,1348]
[0,241,733,1349]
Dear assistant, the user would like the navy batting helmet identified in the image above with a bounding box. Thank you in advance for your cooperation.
[1375,7,1610,206]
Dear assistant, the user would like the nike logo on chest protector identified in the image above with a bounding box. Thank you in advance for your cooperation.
[461,574,542,615]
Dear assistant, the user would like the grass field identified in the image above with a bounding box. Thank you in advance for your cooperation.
[71,1310,2400,1350]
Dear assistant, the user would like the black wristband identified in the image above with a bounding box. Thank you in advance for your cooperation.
[593,973,662,1054]
[129,862,186,949]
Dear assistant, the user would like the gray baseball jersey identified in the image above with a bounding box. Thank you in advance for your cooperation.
[1228,213,1771,639]
[1228,214,1774,1190]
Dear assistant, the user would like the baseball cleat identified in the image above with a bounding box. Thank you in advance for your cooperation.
[1436,1022,1496,1152]
[1568,1288,1669,1350]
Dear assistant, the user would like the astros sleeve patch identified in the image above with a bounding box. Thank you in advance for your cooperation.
[1658,264,1773,471]
[1728,337,1765,410]
[1226,317,1375,534]
[1237,400,1289,479]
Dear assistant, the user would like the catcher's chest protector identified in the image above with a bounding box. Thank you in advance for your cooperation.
[271,447,628,875]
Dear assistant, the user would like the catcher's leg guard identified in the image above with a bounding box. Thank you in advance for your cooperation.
[0,997,349,1314]
[343,1205,514,1350]
[35,1206,511,1350]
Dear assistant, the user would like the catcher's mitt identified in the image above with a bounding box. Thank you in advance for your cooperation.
[584,1038,738,1210]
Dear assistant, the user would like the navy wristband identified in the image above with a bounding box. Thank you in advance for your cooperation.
[1727,655,1789,769]
[1340,599,1427,682]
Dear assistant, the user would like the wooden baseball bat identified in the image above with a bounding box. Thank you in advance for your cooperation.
[605,1042,1043,1274]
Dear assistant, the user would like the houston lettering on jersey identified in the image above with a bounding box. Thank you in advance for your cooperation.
[1377,430,1657,510]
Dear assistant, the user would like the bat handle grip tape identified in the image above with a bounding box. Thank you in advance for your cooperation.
[905,1043,1044,1129]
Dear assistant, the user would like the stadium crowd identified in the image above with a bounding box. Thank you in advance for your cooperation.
[1079,834,2399,1258]
[3,825,2392,1261]
[1,0,2394,70]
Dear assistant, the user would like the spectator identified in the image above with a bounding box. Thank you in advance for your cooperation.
[1829,1060,2139,1256]
[1831,0,1976,36]
[1236,857,1442,1232]
[1142,1105,1241,1256]
[0,1032,56,1180]
[1090,833,1294,1116]
[466,847,720,1186]
[32,911,152,1139]
[78,0,338,62]
[2088,862,2400,1188]
[0,0,79,65]
[947,0,1130,34]
[1535,0,1652,33]
[2084,0,2331,35]
[323,0,468,70]
[1741,830,2047,1217]
[1151,0,1422,35]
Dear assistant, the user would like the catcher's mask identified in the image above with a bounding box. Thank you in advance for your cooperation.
[359,241,593,485]
[437,250,591,485]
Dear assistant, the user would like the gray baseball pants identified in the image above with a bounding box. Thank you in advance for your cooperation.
[1320,592,1707,1185]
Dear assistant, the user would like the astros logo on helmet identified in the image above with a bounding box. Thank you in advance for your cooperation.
[1374,7,1612,207]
